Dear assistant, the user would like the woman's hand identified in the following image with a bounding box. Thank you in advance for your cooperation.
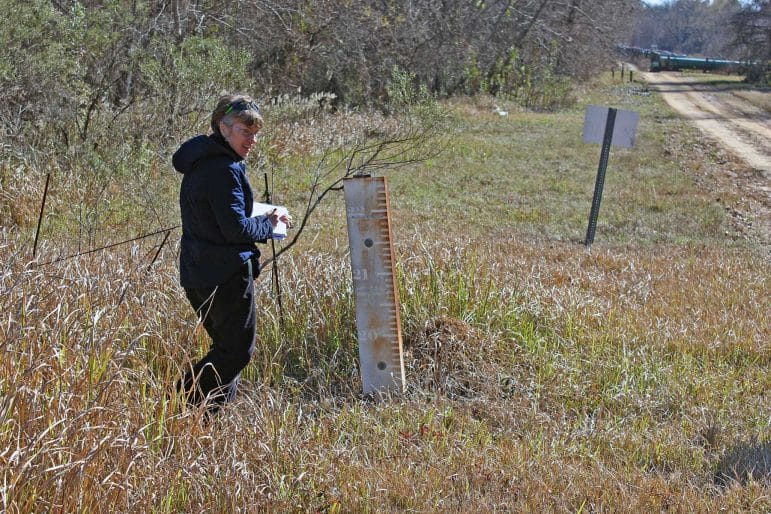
[267,209,293,229]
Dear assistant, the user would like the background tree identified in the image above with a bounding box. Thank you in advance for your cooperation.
[630,0,768,83]
[730,0,771,82]
[631,0,745,58]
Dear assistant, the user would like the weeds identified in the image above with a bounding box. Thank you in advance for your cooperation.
[1,75,769,511]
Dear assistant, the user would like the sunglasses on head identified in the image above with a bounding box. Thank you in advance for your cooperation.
[224,100,260,115]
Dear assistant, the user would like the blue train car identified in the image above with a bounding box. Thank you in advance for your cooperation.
[649,53,748,73]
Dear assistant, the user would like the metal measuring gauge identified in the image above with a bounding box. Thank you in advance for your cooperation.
[344,176,406,395]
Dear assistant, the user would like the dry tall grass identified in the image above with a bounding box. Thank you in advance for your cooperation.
[1,77,769,511]
[1,229,767,511]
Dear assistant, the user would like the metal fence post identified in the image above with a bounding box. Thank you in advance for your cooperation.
[585,108,617,246]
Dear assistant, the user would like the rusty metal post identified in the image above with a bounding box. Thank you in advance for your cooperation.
[263,172,285,328]
[585,108,617,246]
[33,173,51,259]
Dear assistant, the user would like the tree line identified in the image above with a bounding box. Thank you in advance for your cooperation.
[632,0,770,81]
[0,0,646,149]
[2,0,767,172]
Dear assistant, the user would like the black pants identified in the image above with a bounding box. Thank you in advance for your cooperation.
[179,260,256,410]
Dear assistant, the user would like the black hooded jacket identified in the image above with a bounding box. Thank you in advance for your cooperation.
[172,134,272,289]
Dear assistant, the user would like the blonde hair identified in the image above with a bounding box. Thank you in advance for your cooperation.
[211,94,263,136]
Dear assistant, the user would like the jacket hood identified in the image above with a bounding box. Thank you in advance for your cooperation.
[172,134,240,175]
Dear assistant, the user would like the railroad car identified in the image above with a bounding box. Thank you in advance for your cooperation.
[649,53,748,73]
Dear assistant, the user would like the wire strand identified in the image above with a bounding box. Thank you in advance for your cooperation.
[35,225,180,267]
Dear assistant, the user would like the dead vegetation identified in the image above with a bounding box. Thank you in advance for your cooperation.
[1,229,767,511]
[1,79,769,510]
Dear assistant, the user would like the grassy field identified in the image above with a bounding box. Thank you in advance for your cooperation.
[1,73,769,512]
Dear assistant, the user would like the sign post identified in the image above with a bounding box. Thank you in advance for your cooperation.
[582,105,639,246]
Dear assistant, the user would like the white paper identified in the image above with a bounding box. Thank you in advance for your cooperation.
[252,202,289,240]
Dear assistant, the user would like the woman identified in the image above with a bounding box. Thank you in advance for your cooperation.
[172,93,289,411]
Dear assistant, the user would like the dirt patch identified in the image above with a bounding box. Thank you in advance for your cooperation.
[636,68,771,254]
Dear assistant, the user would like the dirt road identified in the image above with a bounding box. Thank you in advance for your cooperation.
[638,69,770,253]
[641,70,771,172]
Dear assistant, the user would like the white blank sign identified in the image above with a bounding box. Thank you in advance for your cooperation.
[582,105,639,149]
